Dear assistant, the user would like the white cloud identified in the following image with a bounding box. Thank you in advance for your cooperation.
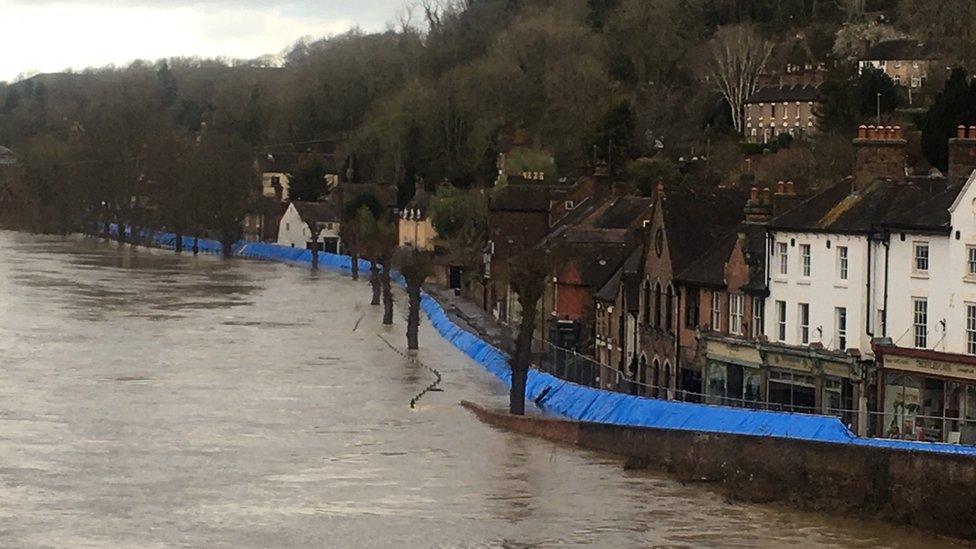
[0,1,364,82]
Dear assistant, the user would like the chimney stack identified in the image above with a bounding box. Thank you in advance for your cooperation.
[593,159,611,201]
[853,124,906,192]
[744,186,773,224]
[948,124,976,182]
[772,180,800,217]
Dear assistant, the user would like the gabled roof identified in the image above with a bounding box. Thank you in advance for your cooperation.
[768,179,958,234]
[292,200,340,224]
[676,223,768,292]
[745,84,822,103]
[883,180,962,233]
[661,187,748,273]
[864,39,937,61]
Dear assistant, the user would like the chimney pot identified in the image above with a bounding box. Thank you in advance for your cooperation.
[761,187,772,204]
[968,126,976,140]
[786,181,796,195]
[867,125,876,139]
[750,187,759,201]
[893,125,902,140]
[776,181,785,195]
[858,125,868,139]
[958,125,968,139]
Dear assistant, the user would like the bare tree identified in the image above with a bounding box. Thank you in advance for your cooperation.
[705,24,773,134]
[507,251,550,416]
[394,247,434,350]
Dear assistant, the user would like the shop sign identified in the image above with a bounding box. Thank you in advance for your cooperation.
[884,354,976,382]
[703,339,761,366]
[764,350,815,373]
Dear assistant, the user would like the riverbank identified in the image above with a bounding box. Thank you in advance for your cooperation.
[461,400,976,541]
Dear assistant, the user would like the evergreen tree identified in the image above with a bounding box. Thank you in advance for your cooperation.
[921,69,976,173]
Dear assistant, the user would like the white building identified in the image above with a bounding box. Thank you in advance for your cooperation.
[277,201,342,253]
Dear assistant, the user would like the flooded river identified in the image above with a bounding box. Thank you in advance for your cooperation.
[0,233,957,547]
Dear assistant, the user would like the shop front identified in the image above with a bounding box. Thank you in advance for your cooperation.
[875,345,976,444]
[702,336,866,432]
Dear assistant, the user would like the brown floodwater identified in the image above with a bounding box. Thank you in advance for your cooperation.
[0,232,960,547]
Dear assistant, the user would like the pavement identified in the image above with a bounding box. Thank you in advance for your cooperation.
[424,285,513,355]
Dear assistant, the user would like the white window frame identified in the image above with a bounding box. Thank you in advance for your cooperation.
[968,303,976,355]
[835,307,847,351]
[711,292,722,331]
[729,294,744,336]
[913,297,928,348]
[776,300,787,342]
[800,244,811,277]
[778,242,788,275]
[798,303,810,345]
[913,241,929,273]
[967,246,976,277]
[752,298,764,338]
[837,246,848,280]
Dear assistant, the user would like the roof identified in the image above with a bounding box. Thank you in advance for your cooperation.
[403,189,431,218]
[768,179,959,234]
[882,180,962,232]
[594,268,622,302]
[676,223,768,292]
[864,39,937,61]
[592,196,654,229]
[291,200,340,223]
[489,184,557,212]
[745,84,822,104]
[661,187,748,273]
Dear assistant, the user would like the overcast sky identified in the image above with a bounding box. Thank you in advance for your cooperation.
[0,0,405,82]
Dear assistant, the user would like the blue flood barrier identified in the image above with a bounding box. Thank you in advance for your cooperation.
[98,227,976,457]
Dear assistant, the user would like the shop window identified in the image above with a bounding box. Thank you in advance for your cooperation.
[914,241,929,273]
[835,307,847,350]
[777,242,788,274]
[711,292,722,331]
[729,294,744,335]
[751,298,764,338]
[837,246,848,280]
[967,304,976,355]
[800,244,811,277]
[706,362,727,405]
[798,303,810,344]
[776,300,787,341]
[768,370,816,413]
[913,297,928,348]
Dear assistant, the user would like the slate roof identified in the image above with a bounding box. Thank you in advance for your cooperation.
[489,184,555,212]
[592,196,654,229]
[768,179,959,234]
[882,180,962,233]
[864,39,937,61]
[661,188,748,274]
[292,200,340,224]
[676,223,769,293]
[745,84,822,104]
[594,268,622,302]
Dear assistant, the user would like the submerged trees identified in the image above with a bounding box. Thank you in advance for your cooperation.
[190,132,259,257]
[508,252,551,416]
[394,247,433,350]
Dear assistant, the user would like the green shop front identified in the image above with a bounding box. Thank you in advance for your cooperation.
[702,335,867,432]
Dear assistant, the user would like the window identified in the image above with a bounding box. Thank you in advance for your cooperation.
[665,285,674,331]
[643,281,651,326]
[729,294,744,335]
[800,244,811,277]
[654,283,662,328]
[914,242,929,272]
[285,222,290,231]
[564,200,575,210]
[752,298,764,338]
[913,298,928,348]
[771,104,776,118]
[776,300,787,342]
[798,303,810,344]
[711,292,722,331]
[835,307,847,350]
[968,304,976,355]
[837,246,848,280]
[967,246,976,276]
[778,242,788,275]
[685,290,700,328]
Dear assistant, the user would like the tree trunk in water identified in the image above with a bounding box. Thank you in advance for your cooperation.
[369,259,381,305]
[311,239,319,270]
[510,294,540,416]
[350,243,359,280]
[221,237,233,258]
[381,262,394,325]
[117,223,126,243]
[406,282,421,350]
[192,236,199,255]
[175,231,183,254]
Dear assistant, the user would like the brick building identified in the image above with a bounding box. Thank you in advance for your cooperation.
[743,84,822,143]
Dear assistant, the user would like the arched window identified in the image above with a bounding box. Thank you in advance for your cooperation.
[651,359,661,398]
[643,281,652,326]
[654,283,662,328]
[663,362,672,399]
[666,284,675,332]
